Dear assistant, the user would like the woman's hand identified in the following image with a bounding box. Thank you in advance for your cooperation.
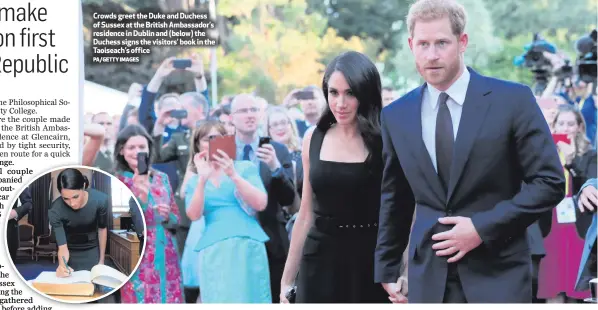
[133,172,151,204]
[56,265,74,278]
[213,150,237,178]
[279,283,293,304]
[557,141,576,165]
[157,204,170,219]
[194,151,214,179]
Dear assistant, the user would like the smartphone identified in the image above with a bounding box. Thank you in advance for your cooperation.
[172,59,192,69]
[169,109,188,119]
[209,135,236,161]
[293,90,315,100]
[137,152,149,175]
[552,133,571,145]
[259,137,272,148]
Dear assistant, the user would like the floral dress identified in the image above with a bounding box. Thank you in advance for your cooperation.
[117,170,185,303]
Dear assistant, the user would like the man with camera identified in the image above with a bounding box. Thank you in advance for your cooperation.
[231,93,296,303]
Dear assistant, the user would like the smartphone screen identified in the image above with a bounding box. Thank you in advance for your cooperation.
[169,109,188,119]
[259,137,272,148]
[209,135,236,161]
[172,59,192,69]
[137,152,149,175]
[552,133,571,145]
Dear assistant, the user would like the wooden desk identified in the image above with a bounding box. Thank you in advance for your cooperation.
[32,282,103,303]
[50,292,105,302]
[108,230,140,275]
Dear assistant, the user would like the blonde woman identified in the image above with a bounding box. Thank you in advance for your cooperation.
[266,107,303,199]
[538,104,596,303]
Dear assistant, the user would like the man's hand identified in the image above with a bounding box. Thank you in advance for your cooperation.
[432,216,482,263]
[578,185,597,213]
[382,280,408,303]
[186,53,205,77]
[8,209,17,220]
[155,57,176,80]
[156,106,177,127]
[257,144,281,172]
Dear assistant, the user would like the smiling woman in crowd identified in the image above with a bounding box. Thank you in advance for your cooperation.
[114,124,184,303]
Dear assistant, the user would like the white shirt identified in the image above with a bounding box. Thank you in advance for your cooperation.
[421,66,470,173]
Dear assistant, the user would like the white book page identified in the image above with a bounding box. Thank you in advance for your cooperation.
[90,265,128,288]
[33,270,92,284]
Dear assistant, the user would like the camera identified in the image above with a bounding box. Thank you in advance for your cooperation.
[575,29,597,84]
[515,33,557,94]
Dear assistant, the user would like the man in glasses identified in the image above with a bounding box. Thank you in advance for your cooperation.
[231,93,296,303]
[91,112,115,174]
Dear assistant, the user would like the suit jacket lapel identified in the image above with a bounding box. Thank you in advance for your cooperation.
[400,85,446,204]
[447,68,492,203]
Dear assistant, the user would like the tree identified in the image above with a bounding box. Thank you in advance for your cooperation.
[484,0,596,40]
[216,0,375,104]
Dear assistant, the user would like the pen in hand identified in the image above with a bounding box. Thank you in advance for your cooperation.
[62,256,71,275]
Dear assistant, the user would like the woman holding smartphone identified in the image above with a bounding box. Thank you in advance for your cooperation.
[114,124,184,303]
[185,120,271,303]
[538,104,596,303]
[49,168,110,277]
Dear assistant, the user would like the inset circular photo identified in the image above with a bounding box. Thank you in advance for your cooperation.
[5,166,146,303]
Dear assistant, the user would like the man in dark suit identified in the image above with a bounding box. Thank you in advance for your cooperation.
[7,187,33,261]
[374,0,566,303]
[231,93,296,303]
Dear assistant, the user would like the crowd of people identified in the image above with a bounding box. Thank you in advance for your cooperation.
[79,0,596,304]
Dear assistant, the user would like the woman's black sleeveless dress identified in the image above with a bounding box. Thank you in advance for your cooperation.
[295,127,388,303]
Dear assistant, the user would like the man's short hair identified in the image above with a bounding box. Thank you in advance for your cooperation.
[180,92,209,118]
[230,93,257,112]
[91,111,110,123]
[406,0,467,37]
[156,93,180,111]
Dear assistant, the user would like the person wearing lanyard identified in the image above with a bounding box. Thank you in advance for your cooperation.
[49,168,109,277]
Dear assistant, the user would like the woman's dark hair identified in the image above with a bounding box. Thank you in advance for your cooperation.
[317,51,383,167]
[57,168,89,191]
[114,124,154,172]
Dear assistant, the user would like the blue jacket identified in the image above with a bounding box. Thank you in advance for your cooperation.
[575,178,597,291]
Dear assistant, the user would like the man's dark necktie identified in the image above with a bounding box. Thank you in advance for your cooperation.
[436,92,453,192]
[243,144,252,161]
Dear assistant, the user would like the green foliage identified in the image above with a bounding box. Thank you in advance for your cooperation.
[82,0,596,103]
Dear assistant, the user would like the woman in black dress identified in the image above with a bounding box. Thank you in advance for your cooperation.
[49,168,110,277]
[280,51,390,303]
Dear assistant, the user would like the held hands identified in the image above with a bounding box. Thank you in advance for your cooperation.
[578,185,597,213]
[132,171,150,204]
[279,283,293,304]
[382,277,408,303]
[56,264,74,278]
[156,106,177,127]
[257,144,281,172]
[556,141,576,165]
[432,216,482,263]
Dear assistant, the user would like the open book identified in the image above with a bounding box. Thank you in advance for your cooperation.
[33,264,128,289]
